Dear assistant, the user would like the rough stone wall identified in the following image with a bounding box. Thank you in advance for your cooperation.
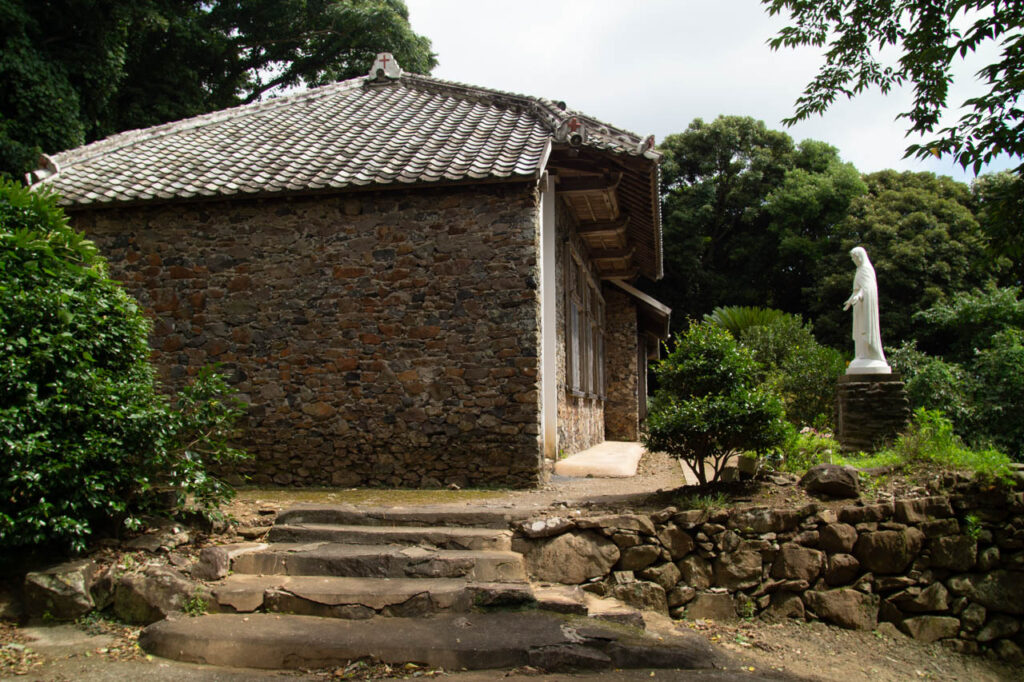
[73,184,543,488]
[602,285,639,441]
[554,198,604,456]
[513,481,1024,663]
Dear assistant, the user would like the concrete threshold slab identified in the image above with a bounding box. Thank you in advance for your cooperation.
[553,441,644,478]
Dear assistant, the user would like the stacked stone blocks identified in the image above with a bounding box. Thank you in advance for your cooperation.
[513,481,1024,662]
[74,184,544,488]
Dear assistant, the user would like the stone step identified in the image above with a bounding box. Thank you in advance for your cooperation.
[276,504,532,529]
[231,542,527,582]
[140,612,726,672]
[212,575,535,618]
[267,523,513,551]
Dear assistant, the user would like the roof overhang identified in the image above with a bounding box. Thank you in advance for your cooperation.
[609,279,671,343]
[549,146,663,282]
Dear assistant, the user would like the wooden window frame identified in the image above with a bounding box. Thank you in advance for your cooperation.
[565,244,605,400]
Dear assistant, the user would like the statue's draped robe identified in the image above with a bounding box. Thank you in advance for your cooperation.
[852,262,885,362]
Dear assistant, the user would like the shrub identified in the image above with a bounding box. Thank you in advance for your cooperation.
[971,328,1024,460]
[736,313,846,429]
[643,322,788,484]
[913,285,1024,362]
[0,181,249,551]
[888,341,975,432]
[777,426,838,473]
[702,306,788,337]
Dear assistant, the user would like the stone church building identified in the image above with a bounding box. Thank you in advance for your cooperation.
[32,54,670,488]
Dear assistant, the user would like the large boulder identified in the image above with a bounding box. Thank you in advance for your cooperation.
[929,535,977,571]
[522,531,619,584]
[819,523,858,554]
[713,549,763,590]
[824,554,860,586]
[771,543,824,582]
[114,566,203,625]
[889,583,949,613]
[657,523,695,559]
[639,562,682,592]
[608,580,668,615]
[854,529,924,574]
[677,555,712,589]
[23,560,99,620]
[800,464,859,498]
[947,571,1024,614]
[803,588,879,630]
[900,616,960,643]
[766,592,805,620]
[686,592,736,621]
[618,544,661,571]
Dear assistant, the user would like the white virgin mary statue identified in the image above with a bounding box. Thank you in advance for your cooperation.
[842,246,891,374]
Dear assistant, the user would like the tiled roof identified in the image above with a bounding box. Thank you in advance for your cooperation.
[34,71,659,207]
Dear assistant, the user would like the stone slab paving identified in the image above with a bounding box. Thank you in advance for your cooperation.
[275,505,533,528]
[230,543,526,582]
[139,612,726,672]
[266,523,513,550]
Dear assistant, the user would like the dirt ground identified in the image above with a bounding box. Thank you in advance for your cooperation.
[2,451,1020,681]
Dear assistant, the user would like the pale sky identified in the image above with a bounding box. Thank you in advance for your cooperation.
[405,0,1016,183]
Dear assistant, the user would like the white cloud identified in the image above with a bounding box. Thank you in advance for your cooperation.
[405,0,1016,181]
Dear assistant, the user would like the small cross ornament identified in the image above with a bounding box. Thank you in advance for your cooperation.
[370,52,402,80]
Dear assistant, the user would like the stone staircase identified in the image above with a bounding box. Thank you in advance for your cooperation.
[138,504,726,673]
[210,505,534,618]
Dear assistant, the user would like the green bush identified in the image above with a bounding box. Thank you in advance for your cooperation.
[643,322,788,484]
[913,285,1024,363]
[888,341,975,432]
[972,328,1024,460]
[702,306,788,338]
[777,426,838,473]
[0,181,249,551]
[735,313,846,429]
[890,288,1024,461]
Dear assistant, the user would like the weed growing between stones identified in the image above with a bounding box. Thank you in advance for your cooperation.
[182,590,208,617]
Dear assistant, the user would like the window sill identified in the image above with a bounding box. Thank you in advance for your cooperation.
[567,389,605,402]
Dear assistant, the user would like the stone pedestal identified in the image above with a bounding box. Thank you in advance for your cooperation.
[836,374,910,453]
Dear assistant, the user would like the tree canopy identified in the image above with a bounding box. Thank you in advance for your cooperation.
[763,0,1024,173]
[652,115,864,327]
[808,170,1009,348]
[0,0,436,180]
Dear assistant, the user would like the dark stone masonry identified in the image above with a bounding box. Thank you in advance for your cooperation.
[513,479,1024,663]
[602,286,640,441]
[836,374,911,453]
[73,184,544,488]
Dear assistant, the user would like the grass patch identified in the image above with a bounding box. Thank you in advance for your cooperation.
[675,491,730,510]
[836,409,1014,482]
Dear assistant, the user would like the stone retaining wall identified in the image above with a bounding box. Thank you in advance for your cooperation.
[513,482,1024,663]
